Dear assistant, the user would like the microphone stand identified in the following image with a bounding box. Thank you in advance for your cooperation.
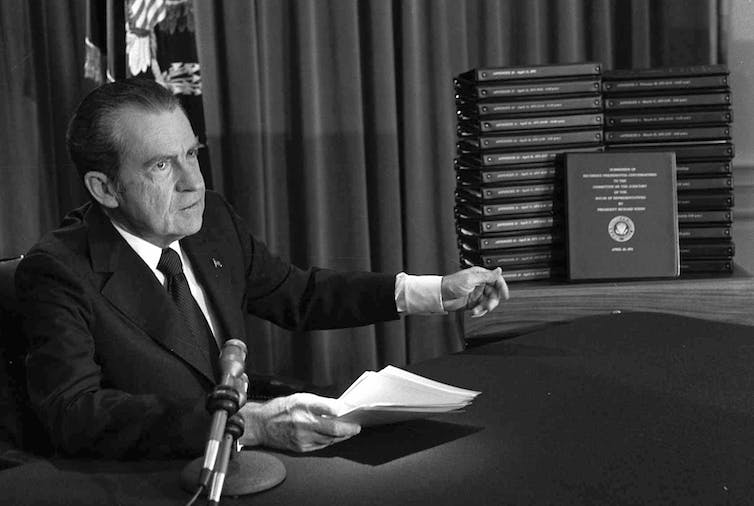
[204,414,286,501]
[206,414,242,505]
[181,368,286,501]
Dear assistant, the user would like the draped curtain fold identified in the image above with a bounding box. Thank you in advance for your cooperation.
[0,0,92,260]
[0,0,727,390]
[193,0,727,389]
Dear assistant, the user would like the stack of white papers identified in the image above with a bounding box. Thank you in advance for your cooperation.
[334,365,481,426]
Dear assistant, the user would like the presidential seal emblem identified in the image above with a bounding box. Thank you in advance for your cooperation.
[608,215,635,242]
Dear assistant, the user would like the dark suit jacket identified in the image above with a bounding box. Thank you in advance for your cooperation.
[15,191,399,459]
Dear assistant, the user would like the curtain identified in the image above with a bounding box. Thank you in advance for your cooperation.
[0,0,92,260]
[0,0,727,390]
[192,0,728,389]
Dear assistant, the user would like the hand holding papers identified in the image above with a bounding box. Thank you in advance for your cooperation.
[334,366,481,426]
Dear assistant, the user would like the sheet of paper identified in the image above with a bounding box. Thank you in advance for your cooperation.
[334,406,467,426]
[334,365,481,426]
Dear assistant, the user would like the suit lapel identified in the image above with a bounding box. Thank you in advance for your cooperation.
[86,205,216,384]
[182,233,245,344]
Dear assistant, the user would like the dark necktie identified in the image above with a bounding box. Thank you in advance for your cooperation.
[157,248,220,377]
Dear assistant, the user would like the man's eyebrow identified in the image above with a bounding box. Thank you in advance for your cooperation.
[142,153,171,168]
[141,139,204,167]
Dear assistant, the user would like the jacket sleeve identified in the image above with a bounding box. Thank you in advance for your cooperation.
[217,196,401,330]
[16,252,210,459]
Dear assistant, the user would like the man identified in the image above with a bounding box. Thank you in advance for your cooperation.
[15,78,508,459]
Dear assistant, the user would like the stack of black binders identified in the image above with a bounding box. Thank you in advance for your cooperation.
[603,65,735,275]
[454,62,604,282]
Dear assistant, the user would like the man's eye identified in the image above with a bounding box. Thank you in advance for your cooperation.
[155,160,169,171]
[188,144,204,158]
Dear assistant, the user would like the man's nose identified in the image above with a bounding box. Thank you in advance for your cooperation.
[176,160,205,191]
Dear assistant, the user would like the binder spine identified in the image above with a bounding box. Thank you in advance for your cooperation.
[462,248,561,268]
[677,210,732,224]
[604,93,732,110]
[604,126,731,144]
[602,75,729,94]
[460,113,604,133]
[606,110,733,128]
[465,62,602,82]
[677,226,732,240]
[459,96,603,118]
[456,79,602,100]
[675,177,733,192]
[457,216,557,235]
[456,165,560,185]
[603,64,729,80]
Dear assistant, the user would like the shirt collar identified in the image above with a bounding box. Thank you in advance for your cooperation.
[110,220,180,272]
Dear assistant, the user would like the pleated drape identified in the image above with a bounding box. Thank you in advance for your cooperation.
[0,0,726,390]
[193,0,726,388]
[0,0,92,260]
[197,2,410,385]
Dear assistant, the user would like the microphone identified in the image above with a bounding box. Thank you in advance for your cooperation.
[217,339,247,387]
[207,374,249,505]
[197,339,248,490]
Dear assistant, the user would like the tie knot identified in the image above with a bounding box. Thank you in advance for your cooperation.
[157,248,183,277]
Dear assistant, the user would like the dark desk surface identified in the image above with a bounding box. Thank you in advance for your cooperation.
[2,312,754,505]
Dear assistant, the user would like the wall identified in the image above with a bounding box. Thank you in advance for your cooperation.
[728,0,754,274]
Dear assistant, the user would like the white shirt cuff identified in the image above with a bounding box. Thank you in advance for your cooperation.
[395,272,446,315]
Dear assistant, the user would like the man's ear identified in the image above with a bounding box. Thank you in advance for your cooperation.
[83,171,120,209]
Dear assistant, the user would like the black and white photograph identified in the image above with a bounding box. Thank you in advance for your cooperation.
[1,1,753,504]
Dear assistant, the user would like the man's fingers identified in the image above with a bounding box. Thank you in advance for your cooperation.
[288,393,362,437]
[295,432,337,452]
[482,284,500,309]
[465,266,501,288]
[299,432,357,452]
[443,267,507,306]
[466,267,504,292]
[470,306,488,318]
[289,393,343,417]
[313,416,361,438]
[496,271,510,301]
[470,288,495,317]
[465,284,485,308]
[469,271,508,317]
[479,269,508,309]
[294,414,360,452]
[443,266,508,316]
[464,267,503,305]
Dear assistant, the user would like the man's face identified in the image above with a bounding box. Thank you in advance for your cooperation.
[108,107,205,247]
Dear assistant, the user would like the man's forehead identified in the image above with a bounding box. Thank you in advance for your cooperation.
[114,107,196,155]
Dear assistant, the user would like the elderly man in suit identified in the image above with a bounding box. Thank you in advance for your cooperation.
[15,78,508,459]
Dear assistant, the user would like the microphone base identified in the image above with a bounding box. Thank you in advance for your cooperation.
[180,450,286,497]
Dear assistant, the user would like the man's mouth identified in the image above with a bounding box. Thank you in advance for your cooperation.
[181,200,201,211]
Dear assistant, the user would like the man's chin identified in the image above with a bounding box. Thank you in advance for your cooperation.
[183,217,204,236]
[174,215,204,237]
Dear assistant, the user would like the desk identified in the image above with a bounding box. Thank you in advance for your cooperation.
[463,269,754,341]
[2,312,754,505]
